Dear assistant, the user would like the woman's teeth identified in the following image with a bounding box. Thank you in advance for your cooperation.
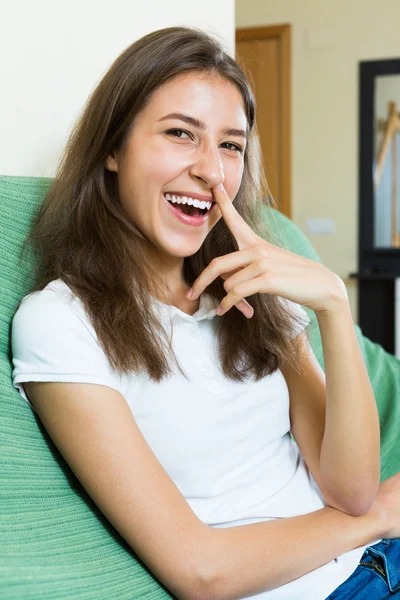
[164,193,212,212]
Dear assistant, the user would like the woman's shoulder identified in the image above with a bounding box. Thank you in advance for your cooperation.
[11,278,124,402]
[18,278,78,308]
[12,278,94,341]
[16,278,87,318]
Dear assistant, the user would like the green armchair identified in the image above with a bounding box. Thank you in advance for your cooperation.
[1,175,399,599]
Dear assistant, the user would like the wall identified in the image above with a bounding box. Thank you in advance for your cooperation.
[1,0,234,177]
[236,0,400,322]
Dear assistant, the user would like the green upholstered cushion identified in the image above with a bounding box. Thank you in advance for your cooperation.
[1,176,174,600]
[1,175,399,598]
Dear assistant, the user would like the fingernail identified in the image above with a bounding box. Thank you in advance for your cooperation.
[218,183,224,191]
[216,306,223,315]
[185,288,193,299]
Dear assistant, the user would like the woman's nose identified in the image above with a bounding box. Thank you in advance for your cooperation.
[189,145,225,188]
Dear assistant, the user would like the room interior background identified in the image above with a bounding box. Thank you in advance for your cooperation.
[3,0,400,340]
[236,0,400,331]
[0,0,234,176]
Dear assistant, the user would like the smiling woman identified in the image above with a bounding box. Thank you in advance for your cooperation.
[18,25,304,384]
[104,70,250,273]
[11,24,392,600]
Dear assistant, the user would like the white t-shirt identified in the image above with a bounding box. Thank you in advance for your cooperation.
[11,279,381,600]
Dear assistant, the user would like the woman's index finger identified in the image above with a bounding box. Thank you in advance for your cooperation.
[213,183,256,249]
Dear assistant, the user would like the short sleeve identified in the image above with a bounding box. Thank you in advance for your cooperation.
[278,296,311,341]
[11,286,123,413]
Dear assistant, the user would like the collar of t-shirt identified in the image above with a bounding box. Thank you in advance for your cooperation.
[151,292,218,323]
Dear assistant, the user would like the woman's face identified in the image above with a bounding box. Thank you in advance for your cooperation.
[106,71,247,265]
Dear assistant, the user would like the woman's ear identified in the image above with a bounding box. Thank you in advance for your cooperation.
[106,153,118,172]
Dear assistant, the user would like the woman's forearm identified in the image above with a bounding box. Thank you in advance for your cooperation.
[316,298,381,514]
[202,506,383,600]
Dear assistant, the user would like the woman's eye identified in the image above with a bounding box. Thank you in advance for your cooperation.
[166,129,191,139]
[222,142,243,153]
[165,129,243,153]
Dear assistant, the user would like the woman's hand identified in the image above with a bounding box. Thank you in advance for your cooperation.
[186,183,348,318]
[368,471,400,539]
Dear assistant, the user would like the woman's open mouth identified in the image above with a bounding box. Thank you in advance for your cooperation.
[163,193,217,227]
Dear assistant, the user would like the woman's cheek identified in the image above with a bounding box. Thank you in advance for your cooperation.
[157,149,188,175]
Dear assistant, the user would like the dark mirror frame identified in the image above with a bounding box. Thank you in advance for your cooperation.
[352,57,400,355]
[358,57,400,271]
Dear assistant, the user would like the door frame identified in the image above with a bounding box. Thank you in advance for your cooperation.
[236,24,292,218]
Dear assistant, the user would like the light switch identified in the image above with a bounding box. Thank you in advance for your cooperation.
[306,218,336,235]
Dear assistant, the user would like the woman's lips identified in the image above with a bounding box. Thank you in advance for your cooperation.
[163,194,217,227]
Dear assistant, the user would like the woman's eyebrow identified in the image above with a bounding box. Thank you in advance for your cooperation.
[158,112,248,140]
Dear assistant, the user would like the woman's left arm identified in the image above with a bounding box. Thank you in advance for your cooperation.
[316,297,381,515]
[186,182,381,515]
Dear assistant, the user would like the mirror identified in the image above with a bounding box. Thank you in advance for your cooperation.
[354,58,400,358]
[374,74,400,248]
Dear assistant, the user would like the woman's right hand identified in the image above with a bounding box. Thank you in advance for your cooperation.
[368,471,400,539]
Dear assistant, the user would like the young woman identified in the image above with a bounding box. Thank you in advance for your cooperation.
[11,26,400,600]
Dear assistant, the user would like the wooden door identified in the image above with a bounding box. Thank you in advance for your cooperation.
[236,24,291,218]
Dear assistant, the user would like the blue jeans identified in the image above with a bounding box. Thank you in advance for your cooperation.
[325,539,400,598]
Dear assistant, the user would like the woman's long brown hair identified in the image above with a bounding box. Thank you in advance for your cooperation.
[21,26,308,383]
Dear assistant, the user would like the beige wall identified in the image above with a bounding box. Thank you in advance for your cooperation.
[236,0,400,322]
[1,0,234,178]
